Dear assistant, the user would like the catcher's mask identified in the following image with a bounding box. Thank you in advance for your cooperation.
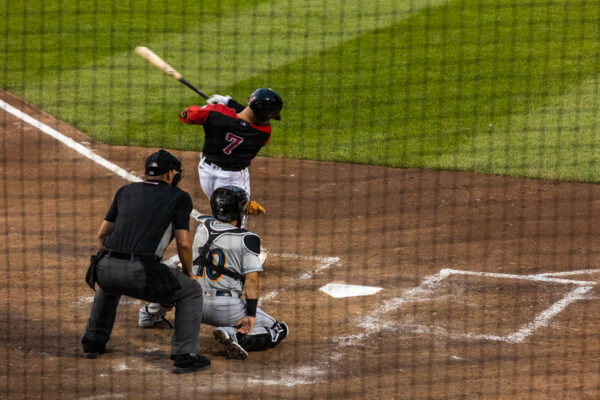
[145,149,183,186]
[247,88,283,123]
[210,186,249,225]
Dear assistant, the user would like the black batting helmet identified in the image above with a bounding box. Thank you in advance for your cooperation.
[210,186,249,224]
[247,88,283,122]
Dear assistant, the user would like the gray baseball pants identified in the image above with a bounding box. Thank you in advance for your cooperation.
[83,257,203,355]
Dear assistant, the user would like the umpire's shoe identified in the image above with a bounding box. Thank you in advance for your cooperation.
[82,340,106,359]
[171,353,211,374]
[213,329,248,360]
[84,349,106,359]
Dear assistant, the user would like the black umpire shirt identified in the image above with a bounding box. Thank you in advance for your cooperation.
[102,180,193,257]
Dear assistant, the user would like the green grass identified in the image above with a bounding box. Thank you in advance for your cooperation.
[2,0,600,181]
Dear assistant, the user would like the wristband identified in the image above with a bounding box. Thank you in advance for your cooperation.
[246,299,258,317]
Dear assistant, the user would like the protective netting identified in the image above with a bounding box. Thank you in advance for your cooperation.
[2,0,600,398]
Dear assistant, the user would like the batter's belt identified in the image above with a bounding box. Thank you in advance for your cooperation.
[201,155,247,171]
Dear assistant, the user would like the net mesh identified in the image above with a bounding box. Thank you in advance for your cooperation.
[1,0,600,398]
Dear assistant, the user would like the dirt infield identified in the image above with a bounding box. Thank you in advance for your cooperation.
[2,90,600,399]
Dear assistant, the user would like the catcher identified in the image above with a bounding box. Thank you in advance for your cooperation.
[139,186,288,359]
[179,88,284,223]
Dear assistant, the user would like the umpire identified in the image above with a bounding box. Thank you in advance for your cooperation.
[82,149,210,374]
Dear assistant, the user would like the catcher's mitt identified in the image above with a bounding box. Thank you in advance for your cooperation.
[247,200,266,215]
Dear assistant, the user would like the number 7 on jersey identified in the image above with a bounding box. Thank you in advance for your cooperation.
[223,133,244,155]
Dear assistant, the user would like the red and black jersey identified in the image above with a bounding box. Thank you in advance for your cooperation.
[180,102,271,171]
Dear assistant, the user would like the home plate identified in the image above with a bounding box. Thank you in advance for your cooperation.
[320,283,383,298]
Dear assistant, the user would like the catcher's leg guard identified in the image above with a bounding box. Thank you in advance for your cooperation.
[236,321,289,351]
[235,331,271,352]
[271,321,288,346]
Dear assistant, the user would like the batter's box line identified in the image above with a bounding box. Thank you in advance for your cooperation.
[348,268,599,345]
[260,252,342,302]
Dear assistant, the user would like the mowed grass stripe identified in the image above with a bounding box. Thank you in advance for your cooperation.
[2,0,447,85]
[1,0,448,148]
[249,0,600,182]
[428,0,600,182]
[3,0,600,183]
[452,75,600,182]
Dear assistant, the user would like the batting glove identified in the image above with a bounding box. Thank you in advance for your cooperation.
[247,200,266,216]
[206,94,232,105]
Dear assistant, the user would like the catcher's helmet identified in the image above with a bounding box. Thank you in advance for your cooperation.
[210,186,249,224]
[247,88,283,122]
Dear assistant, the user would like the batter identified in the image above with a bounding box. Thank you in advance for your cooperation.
[179,88,283,219]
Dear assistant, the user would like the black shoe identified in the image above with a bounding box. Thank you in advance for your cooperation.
[83,343,106,359]
[171,354,211,374]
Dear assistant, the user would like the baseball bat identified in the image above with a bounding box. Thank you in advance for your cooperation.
[134,46,209,100]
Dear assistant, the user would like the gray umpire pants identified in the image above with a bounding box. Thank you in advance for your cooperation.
[83,256,203,355]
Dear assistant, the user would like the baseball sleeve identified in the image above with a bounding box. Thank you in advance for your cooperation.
[179,105,210,125]
[173,192,193,230]
[104,187,123,222]
[242,234,262,274]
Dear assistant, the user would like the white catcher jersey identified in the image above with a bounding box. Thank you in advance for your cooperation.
[192,217,262,293]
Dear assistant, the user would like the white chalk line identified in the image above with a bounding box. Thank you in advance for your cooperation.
[484,285,593,343]
[535,268,600,278]
[444,268,598,286]
[343,268,600,345]
[1,99,141,183]
[1,98,202,219]
[79,395,127,400]
[261,254,342,302]
[246,366,327,387]
[80,393,127,400]
[75,295,144,307]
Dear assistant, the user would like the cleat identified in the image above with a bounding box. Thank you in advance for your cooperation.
[213,330,248,360]
[139,305,172,328]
